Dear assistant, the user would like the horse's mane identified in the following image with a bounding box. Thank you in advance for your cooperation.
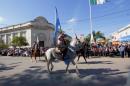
[70,38,77,47]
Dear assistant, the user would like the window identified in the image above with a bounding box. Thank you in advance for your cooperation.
[13,33,18,37]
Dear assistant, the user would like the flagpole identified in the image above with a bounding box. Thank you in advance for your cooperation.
[89,0,94,44]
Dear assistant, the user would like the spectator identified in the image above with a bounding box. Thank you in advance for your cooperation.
[118,44,125,58]
[126,44,130,58]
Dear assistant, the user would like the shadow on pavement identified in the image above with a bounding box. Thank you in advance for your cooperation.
[0,63,19,72]
[0,67,127,86]
[78,61,113,64]
[9,62,22,65]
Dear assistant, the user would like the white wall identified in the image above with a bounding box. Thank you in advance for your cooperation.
[0,29,31,47]
[25,29,31,47]
[111,26,130,41]
[31,28,53,47]
[0,28,53,47]
[119,27,130,38]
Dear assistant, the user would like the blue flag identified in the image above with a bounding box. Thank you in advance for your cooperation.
[54,7,61,46]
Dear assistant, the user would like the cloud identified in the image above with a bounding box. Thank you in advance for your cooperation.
[67,18,77,23]
[0,16,5,23]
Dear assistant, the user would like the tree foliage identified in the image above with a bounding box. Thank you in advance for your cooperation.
[85,31,106,43]
[11,36,28,47]
[0,39,9,48]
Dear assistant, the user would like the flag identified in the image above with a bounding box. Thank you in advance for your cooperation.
[90,0,107,5]
[54,7,61,46]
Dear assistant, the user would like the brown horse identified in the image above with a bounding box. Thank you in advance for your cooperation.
[31,48,40,62]
[76,42,88,63]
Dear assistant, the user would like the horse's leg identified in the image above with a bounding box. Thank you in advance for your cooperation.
[83,53,87,63]
[34,53,37,63]
[65,63,70,74]
[50,62,54,71]
[44,54,51,73]
[77,54,80,62]
[47,60,51,73]
[38,51,41,61]
[38,54,41,61]
[83,56,87,63]
[30,51,33,62]
[72,60,80,75]
[30,54,33,62]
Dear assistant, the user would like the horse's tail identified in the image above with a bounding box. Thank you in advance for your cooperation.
[44,53,48,62]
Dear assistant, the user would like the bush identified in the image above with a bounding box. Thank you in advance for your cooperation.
[11,36,28,47]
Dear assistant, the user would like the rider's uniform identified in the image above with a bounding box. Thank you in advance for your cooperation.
[57,33,67,60]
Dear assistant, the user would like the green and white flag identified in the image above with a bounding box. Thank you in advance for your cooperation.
[90,0,107,5]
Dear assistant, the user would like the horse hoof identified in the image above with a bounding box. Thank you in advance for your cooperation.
[48,71,51,74]
[51,68,53,71]
[65,71,70,74]
[77,74,85,78]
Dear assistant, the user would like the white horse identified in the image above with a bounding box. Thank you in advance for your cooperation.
[45,37,81,74]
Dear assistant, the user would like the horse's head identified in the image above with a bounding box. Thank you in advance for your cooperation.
[70,37,82,50]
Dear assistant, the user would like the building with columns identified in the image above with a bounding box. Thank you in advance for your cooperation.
[0,16,54,47]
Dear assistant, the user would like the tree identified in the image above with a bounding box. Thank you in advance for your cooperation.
[85,34,91,42]
[11,36,28,47]
[95,31,105,40]
[85,31,106,43]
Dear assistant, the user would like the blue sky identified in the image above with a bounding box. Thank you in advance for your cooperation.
[0,0,130,37]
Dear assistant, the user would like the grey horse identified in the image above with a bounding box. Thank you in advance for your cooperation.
[45,37,81,74]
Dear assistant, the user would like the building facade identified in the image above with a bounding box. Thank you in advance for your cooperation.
[0,16,54,47]
[111,24,130,41]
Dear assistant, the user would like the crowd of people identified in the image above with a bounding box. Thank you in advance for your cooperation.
[0,43,130,58]
[0,47,47,57]
[56,32,130,58]
[0,48,31,56]
[1,31,130,58]
[84,43,130,58]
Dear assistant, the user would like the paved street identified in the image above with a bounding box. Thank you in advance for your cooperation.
[0,56,130,86]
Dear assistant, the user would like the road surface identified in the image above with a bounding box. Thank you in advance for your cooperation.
[0,56,130,86]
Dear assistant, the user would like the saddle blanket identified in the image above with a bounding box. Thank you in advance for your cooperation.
[64,46,76,65]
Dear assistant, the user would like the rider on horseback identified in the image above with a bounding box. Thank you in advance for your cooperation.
[32,41,39,49]
[57,32,68,60]
[32,41,40,53]
[57,32,66,46]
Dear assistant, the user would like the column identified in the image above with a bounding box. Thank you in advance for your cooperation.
[5,34,7,44]
[11,33,13,42]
